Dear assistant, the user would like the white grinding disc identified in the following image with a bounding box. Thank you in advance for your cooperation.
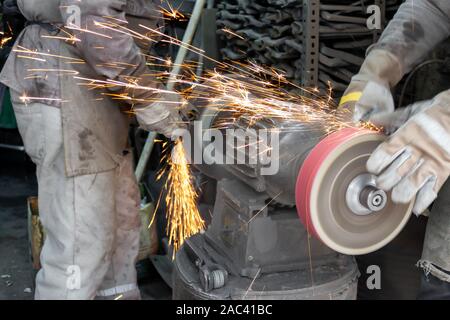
[296,128,414,255]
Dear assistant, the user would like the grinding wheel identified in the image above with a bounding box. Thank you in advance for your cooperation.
[295,127,414,255]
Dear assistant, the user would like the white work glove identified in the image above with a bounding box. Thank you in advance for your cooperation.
[135,92,187,140]
[368,99,431,134]
[366,90,450,216]
[338,49,401,123]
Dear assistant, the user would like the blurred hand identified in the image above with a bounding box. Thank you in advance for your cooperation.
[135,92,187,140]
[338,80,394,123]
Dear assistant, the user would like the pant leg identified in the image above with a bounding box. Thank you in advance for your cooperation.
[417,269,450,300]
[12,100,118,300]
[36,157,119,300]
[95,151,142,300]
[417,179,450,299]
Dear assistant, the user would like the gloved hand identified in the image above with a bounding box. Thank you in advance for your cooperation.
[338,49,401,123]
[366,90,450,215]
[135,92,187,140]
[368,99,432,134]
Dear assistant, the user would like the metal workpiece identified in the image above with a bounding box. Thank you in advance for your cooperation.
[264,46,298,60]
[272,63,296,78]
[318,72,348,91]
[290,21,304,36]
[321,11,368,24]
[252,35,290,50]
[320,45,365,66]
[219,47,247,60]
[284,39,303,53]
[319,65,353,83]
[235,29,266,41]
[269,25,292,38]
[262,10,293,23]
[216,18,242,30]
[319,53,348,68]
[332,38,373,49]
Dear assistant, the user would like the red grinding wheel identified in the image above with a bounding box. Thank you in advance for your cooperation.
[295,128,414,255]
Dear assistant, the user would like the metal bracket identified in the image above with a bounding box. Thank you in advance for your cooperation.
[301,0,320,88]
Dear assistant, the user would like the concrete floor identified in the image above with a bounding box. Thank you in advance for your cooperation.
[0,144,171,300]
[0,149,35,299]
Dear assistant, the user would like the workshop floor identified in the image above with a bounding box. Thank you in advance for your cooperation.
[0,146,171,300]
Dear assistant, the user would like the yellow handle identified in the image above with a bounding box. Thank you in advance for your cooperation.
[339,92,362,107]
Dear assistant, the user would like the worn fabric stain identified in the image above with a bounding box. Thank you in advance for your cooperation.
[402,20,424,43]
[78,129,95,161]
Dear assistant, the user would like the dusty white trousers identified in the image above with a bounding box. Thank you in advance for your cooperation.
[12,100,141,300]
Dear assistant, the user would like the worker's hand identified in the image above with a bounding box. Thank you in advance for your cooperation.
[337,49,401,123]
[135,92,187,140]
[366,90,450,215]
[338,80,394,123]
